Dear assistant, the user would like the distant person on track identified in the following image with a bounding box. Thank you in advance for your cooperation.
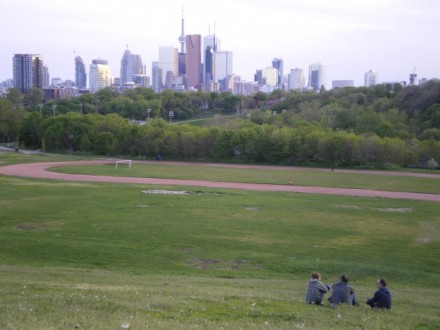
[305,272,330,305]
[328,274,358,308]
[366,278,392,310]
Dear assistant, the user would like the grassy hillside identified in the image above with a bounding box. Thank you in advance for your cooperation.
[0,152,439,329]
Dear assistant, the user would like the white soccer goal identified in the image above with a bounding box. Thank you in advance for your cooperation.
[115,160,132,169]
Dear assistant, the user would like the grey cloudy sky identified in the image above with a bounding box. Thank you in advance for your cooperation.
[1,0,439,87]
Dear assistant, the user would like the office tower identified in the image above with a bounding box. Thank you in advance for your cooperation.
[13,54,44,93]
[261,67,278,86]
[254,70,263,85]
[178,8,186,75]
[158,46,178,84]
[120,49,144,84]
[185,34,202,89]
[43,66,50,88]
[364,69,379,87]
[214,51,232,83]
[89,59,112,93]
[308,63,326,91]
[288,68,305,90]
[75,56,87,89]
[203,34,220,82]
[409,67,418,86]
[272,58,283,87]
[151,61,163,93]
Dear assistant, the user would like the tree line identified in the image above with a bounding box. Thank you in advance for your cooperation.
[1,80,439,168]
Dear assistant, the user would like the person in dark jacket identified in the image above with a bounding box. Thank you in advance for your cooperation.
[366,278,392,309]
[328,274,358,308]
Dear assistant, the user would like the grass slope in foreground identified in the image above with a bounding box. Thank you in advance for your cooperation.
[0,154,439,329]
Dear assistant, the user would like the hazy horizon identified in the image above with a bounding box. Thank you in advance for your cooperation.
[1,0,439,87]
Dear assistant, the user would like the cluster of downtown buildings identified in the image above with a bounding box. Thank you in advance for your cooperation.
[2,15,424,100]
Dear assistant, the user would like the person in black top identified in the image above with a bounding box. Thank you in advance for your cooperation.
[366,278,392,310]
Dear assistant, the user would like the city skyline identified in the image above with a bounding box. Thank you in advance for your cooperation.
[1,0,439,87]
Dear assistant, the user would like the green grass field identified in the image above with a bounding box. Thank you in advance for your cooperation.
[53,162,440,194]
[0,152,439,329]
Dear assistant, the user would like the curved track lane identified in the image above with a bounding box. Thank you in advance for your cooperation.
[0,160,439,201]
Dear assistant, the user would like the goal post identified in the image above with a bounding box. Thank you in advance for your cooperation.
[115,160,132,169]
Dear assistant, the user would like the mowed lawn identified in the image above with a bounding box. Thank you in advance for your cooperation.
[0,153,439,329]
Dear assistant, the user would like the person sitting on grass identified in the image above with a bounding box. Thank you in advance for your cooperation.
[305,272,330,305]
[328,274,358,308]
[366,278,392,310]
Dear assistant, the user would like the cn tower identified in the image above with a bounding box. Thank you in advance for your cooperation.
[178,7,186,53]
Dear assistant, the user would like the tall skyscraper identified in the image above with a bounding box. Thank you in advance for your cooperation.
[120,49,144,84]
[89,59,112,93]
[13,54,44,93]
[288,68,305,90]
[214,51,233,86]
[409,67,418,86]
[75,56,87,89]
[364,69,379,87]
[185,34,202,89]
[158,46,178,84]
[272,58,283,87]
[308,63,326,91]
[43,66,50,88]
[151,61,163,93]
[203,34,220,83]
[178,7,186,76]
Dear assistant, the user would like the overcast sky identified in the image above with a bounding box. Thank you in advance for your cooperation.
[1,0,439,87]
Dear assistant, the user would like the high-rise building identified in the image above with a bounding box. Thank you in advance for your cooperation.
[158,46,178,84]
[308,63,326,91]
[178,7,186,76]
[203,34,220,83]
[12,54,44,93]
[89,59,112,93]
[43,66,50,88]
[272,58,283,87]
[185,34,202,89]
[364,69,379,87]
[261,67,278,87]
[75,56,87,89]
[409,67,418,86]
[288,68,305,90]
[120,49,144,84]
[214,51,233,86]
[151,61,163,93]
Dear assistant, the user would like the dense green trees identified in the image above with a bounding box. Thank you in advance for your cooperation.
[1,80,439,168]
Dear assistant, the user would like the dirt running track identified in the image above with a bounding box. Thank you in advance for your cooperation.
[0,160,439,202]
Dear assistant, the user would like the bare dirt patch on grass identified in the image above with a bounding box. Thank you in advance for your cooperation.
[16,223,48,231]
[379,208,412,212]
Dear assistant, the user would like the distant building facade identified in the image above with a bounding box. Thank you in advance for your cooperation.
[332,80,354,88]
[288,68,305,90]
[272,58,283,88]
[203,34,219,83]
[75,56,87,89]
[120,50,144,84]
[89,59,112,93]
[151,61,163,93]
[43,66,50,88]
[158,46,178,84]
[308,62,326,91]
[364,69,379,87]
[13,54,44,93]
[185,34,202,89]
[214,51,233,89]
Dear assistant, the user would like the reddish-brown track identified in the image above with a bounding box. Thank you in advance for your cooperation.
[0,160,439,201]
